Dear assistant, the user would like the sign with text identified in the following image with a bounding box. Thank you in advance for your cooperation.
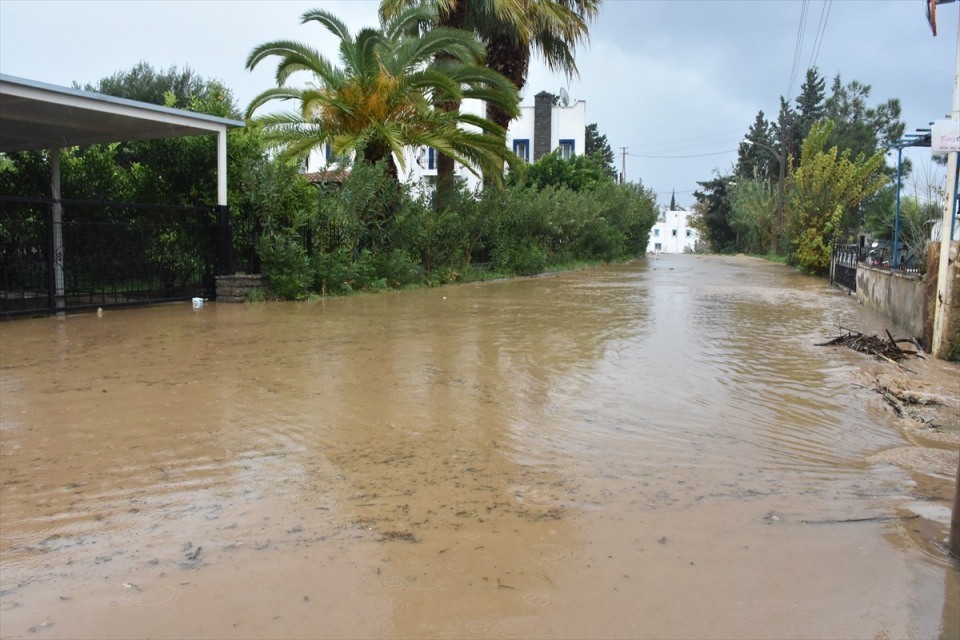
[932,118,960,155]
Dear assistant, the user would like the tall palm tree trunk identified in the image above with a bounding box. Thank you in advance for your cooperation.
[435,0,469,209]
[484,31,529,186]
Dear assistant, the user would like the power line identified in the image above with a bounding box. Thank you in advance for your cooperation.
[627,149,738,159]
[787,0,809,99]
[808,0,832,71]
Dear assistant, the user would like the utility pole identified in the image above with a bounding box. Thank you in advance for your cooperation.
[932,13,960,358]
[620,147,627,184]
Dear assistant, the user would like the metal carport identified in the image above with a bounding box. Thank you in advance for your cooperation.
[0,74,245,315]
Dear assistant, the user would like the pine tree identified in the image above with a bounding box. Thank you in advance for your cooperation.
[737,111,774,183]
[794,67,826,142]
[585,123,617,179]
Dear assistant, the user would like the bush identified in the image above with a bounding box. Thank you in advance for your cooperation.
[258,230,310,299]
[374,249,422,288]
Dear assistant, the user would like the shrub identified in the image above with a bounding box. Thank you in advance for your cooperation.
[258,230,310,299]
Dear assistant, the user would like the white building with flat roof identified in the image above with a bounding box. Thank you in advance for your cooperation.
[648,209,699,254]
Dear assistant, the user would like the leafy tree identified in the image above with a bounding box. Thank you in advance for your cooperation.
[2,63,241,205]
[245,5,519,189]
[729,179,776,254]
[737,111,776,183]
[79,63,245,206]
[824,75,905,160]
[479,0,599,132]
[794,67,826,143]
[692,173,738,253]
[787,120,888,274]
[585,123,617,179]
[380,0,600,184]
[509,149,613,192]
[82,62,239,118]
[773,96,800,171]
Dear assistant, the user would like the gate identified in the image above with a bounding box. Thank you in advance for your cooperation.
[0,196,231,318]
[831,244,859,292]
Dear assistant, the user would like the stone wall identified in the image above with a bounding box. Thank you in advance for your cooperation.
[215,274,266,303]
[855,266,926,340]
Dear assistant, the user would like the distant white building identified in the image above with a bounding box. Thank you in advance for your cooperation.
[306,90,586,193]
[648,209,699,254]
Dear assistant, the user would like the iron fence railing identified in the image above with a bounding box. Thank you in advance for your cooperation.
[0,196,232,318]
[831,241,923,293]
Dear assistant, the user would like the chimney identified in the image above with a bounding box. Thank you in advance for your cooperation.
[534,91,553,161]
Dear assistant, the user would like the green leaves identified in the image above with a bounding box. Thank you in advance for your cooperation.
[788,120,888,274]
[245,4,519,184]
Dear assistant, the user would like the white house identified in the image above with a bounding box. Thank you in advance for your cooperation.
[647,208,699,254]
[306,90,586,192]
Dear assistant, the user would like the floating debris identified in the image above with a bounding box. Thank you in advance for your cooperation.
[816,327,919,364]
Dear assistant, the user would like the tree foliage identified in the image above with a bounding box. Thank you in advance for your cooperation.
[787,121,888,274]
[380,0,599,132]
[729,180,776,255]
[737,111,776,184]
[510,149,613,192]
[585,123,617,179]
[245,5,519,186]
[691,174,737,253]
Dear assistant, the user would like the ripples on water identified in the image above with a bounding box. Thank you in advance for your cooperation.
[504,258,904,486]
[0,254,935,638]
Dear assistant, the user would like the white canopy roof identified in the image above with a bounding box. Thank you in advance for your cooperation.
[0,73,244,152]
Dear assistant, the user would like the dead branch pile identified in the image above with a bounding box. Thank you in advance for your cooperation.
[815,327,919,363]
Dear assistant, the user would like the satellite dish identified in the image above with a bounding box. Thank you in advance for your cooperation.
[559,87,570,107]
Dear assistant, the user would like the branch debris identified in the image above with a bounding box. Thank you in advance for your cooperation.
[816,327,919,364]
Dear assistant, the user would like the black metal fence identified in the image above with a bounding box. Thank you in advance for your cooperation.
[0,196,232,318]
[832,244,859,292]
[831,240,924,294]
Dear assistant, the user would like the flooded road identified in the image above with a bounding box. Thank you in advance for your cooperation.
[1,254,957,639]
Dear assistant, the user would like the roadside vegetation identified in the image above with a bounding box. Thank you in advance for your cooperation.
[0,1,658,301]
[1,3,942,299]
[691,67,942,277]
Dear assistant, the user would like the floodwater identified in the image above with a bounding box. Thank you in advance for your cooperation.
[1,254,957,639]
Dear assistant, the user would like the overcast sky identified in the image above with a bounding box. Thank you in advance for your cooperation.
[1,0,957,208]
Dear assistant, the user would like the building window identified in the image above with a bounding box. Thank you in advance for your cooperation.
[685,229,692,238]
[416,147,437,170]
[671,229,678,237]
[654,242,662,251]
[653,229,660,237]
[325,143,341,164]
[513,139,530,163]
[559,139,575,159]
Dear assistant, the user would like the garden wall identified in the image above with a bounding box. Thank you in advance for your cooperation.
[215,274,266,303]
[855,266,926,340]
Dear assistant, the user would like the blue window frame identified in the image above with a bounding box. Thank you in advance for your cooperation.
[559,139,575,159]
[513,139,530,163]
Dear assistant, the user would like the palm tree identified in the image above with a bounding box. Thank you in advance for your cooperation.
[480,0,599,132]
[380,0,600,179]
[245,5,519,185]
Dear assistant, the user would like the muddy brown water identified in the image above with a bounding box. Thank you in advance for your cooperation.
[1,254,957,639]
